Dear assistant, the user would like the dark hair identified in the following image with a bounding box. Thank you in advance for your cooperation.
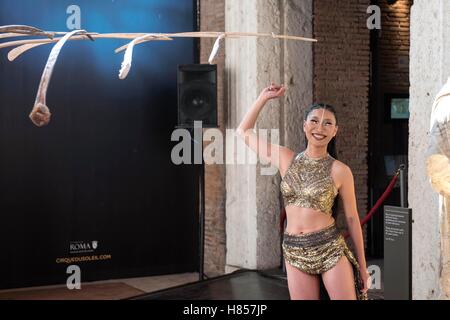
[304,103,339,219]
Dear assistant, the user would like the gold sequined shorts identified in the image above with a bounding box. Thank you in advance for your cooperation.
[282,222,368,300]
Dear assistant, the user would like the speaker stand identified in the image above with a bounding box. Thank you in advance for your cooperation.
[198,126,206,281]
[185,126,206,281]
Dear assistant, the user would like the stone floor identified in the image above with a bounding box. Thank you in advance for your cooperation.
[0,272,200,300]
[0,258,384,300]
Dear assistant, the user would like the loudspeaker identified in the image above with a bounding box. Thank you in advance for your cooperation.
[177,64,218,128]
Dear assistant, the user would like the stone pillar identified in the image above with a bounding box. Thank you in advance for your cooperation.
[410,0,450,300]
[225,0,313,271]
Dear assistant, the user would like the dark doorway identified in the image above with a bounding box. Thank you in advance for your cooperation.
[367,0,411,258]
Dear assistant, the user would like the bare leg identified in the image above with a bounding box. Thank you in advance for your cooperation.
[285,260,320,300]
[321,255,357,300]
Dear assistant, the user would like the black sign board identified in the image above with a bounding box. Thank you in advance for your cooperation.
[384,205,412,300]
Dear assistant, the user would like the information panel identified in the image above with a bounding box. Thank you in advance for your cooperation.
[384,205,412,300]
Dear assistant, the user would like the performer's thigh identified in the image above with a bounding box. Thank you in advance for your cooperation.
[321,255,357,300]
[284,259,320,300]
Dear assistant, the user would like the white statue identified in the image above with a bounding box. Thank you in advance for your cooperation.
[426,77,450,299]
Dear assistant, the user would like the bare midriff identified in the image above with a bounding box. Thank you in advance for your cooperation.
[284,204,335,234]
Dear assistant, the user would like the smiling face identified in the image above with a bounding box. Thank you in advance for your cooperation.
[303,108,338,148]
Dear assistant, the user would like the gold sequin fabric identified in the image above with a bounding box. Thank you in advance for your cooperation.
[282,223,368,300]
[280,151,338,215]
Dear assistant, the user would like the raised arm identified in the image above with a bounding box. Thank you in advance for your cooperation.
[236,83,294,173]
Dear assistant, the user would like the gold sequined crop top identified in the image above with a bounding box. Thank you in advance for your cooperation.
[280,151,338,215]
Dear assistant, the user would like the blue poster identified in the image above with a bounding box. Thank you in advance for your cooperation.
[0,1,198,290]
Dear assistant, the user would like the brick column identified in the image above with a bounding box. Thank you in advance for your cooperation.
[313,0,370,239]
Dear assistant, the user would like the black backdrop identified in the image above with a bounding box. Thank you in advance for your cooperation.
[0,0,199,289]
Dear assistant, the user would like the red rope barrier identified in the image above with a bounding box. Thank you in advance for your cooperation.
[279,172,400,238]
[343,173,399,239]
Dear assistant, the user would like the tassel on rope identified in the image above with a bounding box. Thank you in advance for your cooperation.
[118,34,173,80]
[29,30,94,127]
[208,33,225,64]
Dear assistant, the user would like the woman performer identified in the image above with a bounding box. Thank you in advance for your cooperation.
[237,83,370,300]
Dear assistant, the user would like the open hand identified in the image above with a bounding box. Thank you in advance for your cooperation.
[258,83,286,102]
